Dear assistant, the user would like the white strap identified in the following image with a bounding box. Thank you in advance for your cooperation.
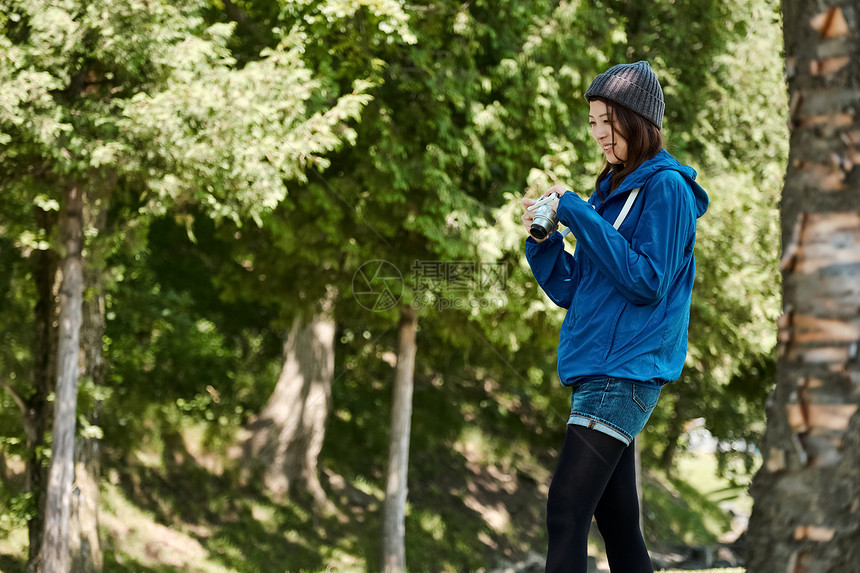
[553,187,641,238]
[612,187,640,230]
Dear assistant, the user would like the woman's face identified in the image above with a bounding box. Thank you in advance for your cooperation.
[589,100,627,165]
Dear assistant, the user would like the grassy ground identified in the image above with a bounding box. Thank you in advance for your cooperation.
[663,570,744,573]
[0,431,752,572]
[0,422,553,572]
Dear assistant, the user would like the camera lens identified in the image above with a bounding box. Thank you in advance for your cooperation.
[530,222,549,240]
[530,202,557,240]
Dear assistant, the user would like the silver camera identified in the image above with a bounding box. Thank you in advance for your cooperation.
[529,193,560,240]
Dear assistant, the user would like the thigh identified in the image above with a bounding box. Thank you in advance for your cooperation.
[548,424,627,511]
[594,440,640,518]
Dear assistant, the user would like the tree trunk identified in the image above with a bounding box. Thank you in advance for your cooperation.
[381,306,418,573]
[69,432,102,573]
[747,3,860,571]
[69,211,108,572]
[25,206,61,571]
[242,287,336,511]
[67,182,111,573]
[38,184,84,573]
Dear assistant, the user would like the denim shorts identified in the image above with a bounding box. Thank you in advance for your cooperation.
[568,378,662,446]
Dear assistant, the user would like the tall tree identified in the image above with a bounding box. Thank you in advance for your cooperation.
[68,189,111,573]
[381,306,418,573]
[25,208,59,569]
[242,288,338,511]
[314,3,612,564]
[215,1,408,510]
[747,1,860,570]
[0,0,370,567]
[39,183,83,573]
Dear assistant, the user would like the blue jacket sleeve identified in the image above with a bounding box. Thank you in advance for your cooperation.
[556,173,696,305]
[524,231,578,308]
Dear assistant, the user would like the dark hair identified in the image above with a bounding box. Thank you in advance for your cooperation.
[590,97,663,200]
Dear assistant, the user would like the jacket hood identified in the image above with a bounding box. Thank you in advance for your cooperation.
[599,149,709,218]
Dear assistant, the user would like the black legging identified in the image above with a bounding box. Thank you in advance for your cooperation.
[545,425,653,573]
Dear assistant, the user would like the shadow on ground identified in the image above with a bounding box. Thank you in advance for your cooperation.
[0,553,25,573]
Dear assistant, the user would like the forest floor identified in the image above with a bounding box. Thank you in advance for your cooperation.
[0,427,752,572]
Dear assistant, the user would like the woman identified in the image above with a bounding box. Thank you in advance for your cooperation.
[521,61,709,572]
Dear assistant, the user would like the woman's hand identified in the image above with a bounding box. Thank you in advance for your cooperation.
[542,185,567,212]
[521,197,549,241]
[522,184,567,242]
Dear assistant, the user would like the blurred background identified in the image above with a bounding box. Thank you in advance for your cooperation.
[0,0,787,571]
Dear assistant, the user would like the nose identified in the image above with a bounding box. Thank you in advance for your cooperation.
[593,123,610,141]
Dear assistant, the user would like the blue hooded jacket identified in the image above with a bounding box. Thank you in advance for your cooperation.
[525,149,709,386]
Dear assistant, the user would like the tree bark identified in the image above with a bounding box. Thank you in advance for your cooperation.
[69,197,108,572]
[26,206,61,572]
[69,431,102,573]
[242,287,337,511]
[381,306,418,573]
[747,2,860,571]
[66,182,111,573]
[38,183,84,573]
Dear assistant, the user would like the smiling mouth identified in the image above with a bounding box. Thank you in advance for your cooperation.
[602,144,613,152]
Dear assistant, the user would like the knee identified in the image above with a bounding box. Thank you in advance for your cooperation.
[595,506,641,542]
[546,482,589,533]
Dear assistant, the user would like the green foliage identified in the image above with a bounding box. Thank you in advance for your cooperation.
[0,0,369,424]
[118,32,372,225]
[649,0,786,472]
[99,215,283,455]
[0,0,787,569]
[0,489,33,537]
[0,4,371,567]
[423,0,788,479]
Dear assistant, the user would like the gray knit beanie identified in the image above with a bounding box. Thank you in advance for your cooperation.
[585,61,665,129]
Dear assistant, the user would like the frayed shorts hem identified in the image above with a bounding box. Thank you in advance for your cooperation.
[568,414,632,446]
